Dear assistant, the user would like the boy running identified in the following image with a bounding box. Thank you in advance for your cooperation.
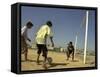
[35,21,54,68]
[21,21,33,61]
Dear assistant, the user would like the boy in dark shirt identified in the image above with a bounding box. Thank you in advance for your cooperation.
[67,41,74,61]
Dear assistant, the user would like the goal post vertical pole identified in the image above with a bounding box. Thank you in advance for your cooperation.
[83,11,89,64]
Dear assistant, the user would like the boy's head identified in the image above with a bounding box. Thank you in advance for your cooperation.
[46,21,52,27]
[69,41,73,45]
[26,21,33,28]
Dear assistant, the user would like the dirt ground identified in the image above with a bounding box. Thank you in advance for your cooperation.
[21,48,95,71]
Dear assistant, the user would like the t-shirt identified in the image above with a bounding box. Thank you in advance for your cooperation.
[36,25,53,44]
[67,45,74,51]
[21,26,28,40]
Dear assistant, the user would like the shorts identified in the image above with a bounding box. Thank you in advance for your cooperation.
[36,44,48,58]
[21,36,27,52]
[69,50,73,54]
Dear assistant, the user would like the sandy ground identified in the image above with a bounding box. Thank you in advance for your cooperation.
[21,48,95,71]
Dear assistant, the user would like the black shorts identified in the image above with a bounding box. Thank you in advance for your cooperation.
[36,44,48,58]
[68,50,74,56]
[69,50,73,54]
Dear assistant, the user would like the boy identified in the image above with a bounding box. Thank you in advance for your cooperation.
[35,21,54,68]
[67,41,74,61]
[21,21,33,61]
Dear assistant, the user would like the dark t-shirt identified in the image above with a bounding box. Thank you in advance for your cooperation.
[67,45,74,51]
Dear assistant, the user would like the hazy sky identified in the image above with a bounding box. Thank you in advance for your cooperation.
[21,6,95,51]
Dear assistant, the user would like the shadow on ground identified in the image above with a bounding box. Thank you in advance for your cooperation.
[21,59,43,62]
[48,62,69,68]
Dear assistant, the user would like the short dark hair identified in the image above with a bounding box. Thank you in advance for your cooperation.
[26,21,33,26]
[69,41,72,44]
[46,21,52,27]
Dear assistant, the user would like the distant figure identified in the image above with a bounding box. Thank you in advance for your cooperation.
[35,21,54,68]
[21,21,34,61]
[67,41,74,61]
[60,47,64,52]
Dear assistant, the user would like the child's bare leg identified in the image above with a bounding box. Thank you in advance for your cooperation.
[37,54,40,64]
[43,56,47,69]
[37,48,41,64]
[22,47,25,54]
[42,51,48,69]
[42,45,48,69]
[24,47,28,61]
[66,51,69,60]
[72,51,74,61]
[21,37,26,54]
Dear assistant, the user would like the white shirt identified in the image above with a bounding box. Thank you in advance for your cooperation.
[36,25,53,44]
[21,26,28,40]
